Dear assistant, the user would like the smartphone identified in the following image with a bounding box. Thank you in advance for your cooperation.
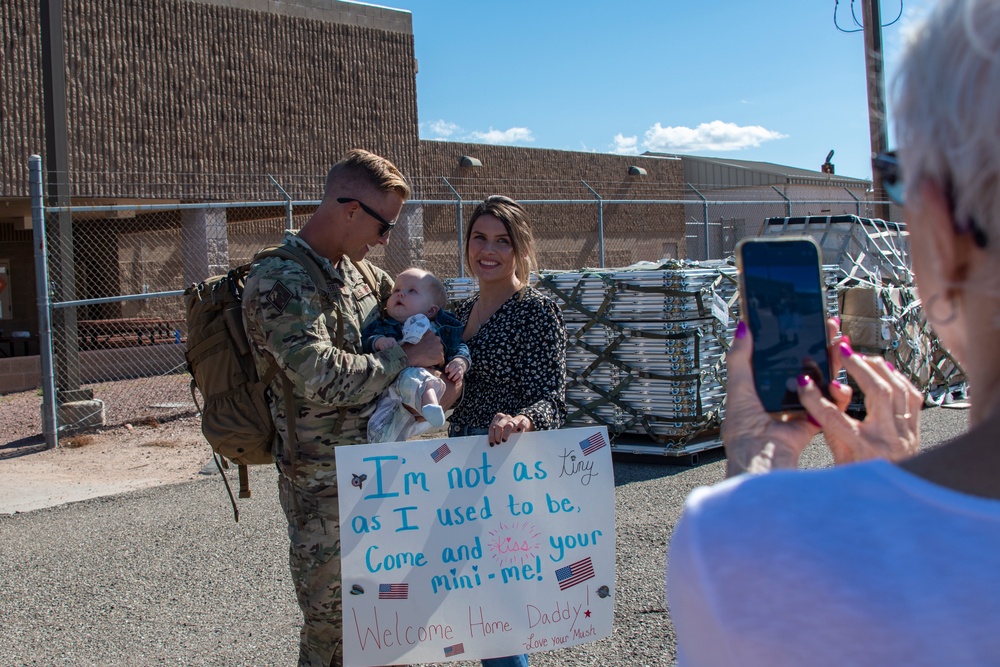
[735,237,832,413]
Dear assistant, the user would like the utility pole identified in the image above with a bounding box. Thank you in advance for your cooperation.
[41,0,88,403]
[861,0,891,220]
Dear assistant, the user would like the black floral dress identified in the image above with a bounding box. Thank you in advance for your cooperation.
[448,286,567,433]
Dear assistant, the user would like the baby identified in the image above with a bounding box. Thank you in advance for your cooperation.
[362,268,471,442]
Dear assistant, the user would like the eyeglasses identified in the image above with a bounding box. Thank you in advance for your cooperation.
[873,150,988,248]
[872,151,904,205]
[337,197,396,236]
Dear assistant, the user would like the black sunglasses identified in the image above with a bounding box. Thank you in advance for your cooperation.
[873,150,988,248]
[337,197,396,236]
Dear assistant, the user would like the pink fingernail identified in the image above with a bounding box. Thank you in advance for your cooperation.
[735,321,747,339]
[840,341,854,357]
[886,362,895,372]
[832,317,841,327]
[841,335,850,346]
[798,374,812,387]
[807,414,821,427]
[831,380,843,390]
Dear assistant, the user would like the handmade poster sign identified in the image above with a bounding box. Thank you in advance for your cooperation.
[335,426,615,666]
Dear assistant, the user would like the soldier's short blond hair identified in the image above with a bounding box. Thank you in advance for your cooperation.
[325,149,411,201]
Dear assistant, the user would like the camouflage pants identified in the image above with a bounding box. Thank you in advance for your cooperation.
[279,474,343,667]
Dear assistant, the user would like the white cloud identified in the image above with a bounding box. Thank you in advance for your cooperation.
[420,121,535,146]
[426,119,461,138]
[643,120,787,153]
[611,133,639,155]
[468,126,535,145]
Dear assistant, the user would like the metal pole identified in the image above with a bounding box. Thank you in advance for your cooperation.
[41,0,85,402]
[772,186,792,217]
[862,0,891,221]
[442,177,464,278]
[845,187,862,217]
[688,184,709,260]
[40,0,69,205]
[581,180,605,268]
[268,175,294,230]
[31,155,59,450]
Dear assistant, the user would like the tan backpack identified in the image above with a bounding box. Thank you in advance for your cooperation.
[184,245,378,520]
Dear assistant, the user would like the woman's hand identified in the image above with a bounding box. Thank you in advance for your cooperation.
[799,339,921,464]
[722,320,832,476]
[488,412,534,446]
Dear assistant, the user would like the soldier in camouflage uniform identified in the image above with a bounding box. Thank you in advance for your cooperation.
[242,150,446,667]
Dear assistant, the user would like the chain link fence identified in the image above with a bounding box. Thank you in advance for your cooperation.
[21,160,902,446]
[682,192,903,260]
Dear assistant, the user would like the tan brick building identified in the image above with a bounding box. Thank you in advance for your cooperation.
[0,0,688,347]
[416,142,687,277]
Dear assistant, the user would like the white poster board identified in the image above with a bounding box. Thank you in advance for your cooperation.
[335,426,615,666]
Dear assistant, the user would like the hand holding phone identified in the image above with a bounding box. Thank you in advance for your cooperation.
[736,237,832,413]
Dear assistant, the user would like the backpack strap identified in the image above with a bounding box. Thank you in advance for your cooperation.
[249,243,357,466]
[353,258,382,299]
[254,250,380,454]
[331,307,349,436]
[248,244,329,473]
[254,244,332,297]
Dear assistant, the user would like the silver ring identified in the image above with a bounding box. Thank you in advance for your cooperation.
[894,412,912,419]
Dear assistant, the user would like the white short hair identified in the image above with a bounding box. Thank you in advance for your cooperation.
[894,0,1000,243]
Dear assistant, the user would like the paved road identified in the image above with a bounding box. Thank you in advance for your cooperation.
[0,407,969,667]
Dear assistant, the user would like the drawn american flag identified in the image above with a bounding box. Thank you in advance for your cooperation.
[579,432,606,456]
[430,443,451,462]
[443,642,465,657]
[378,583,408,599]
[555,557,595,590]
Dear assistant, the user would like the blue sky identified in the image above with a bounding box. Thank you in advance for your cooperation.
[380,0,933,181]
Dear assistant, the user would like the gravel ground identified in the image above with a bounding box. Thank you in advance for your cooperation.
[0,406,969,667]
[1,388,52,452]
[1,379,197,456]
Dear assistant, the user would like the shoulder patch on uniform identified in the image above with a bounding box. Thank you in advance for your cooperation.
[353,283,373,300]
[266,281,293,313]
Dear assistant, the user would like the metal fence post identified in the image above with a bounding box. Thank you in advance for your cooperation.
[268,175,294,230]
[772,186,792,217]
[581,180,605,268]
[844,187,862,217]
[442,177,464,278]
[688,184,709,260]
[30,155,59,449]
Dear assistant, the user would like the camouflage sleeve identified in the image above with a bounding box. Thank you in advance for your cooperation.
[243,256,408,408]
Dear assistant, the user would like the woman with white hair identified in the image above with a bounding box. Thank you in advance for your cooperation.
[666,0,1000,664]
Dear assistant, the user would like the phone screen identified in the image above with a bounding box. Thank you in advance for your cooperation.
[738,238,831,413]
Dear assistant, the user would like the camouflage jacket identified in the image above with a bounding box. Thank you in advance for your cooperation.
[242,232,407,489]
